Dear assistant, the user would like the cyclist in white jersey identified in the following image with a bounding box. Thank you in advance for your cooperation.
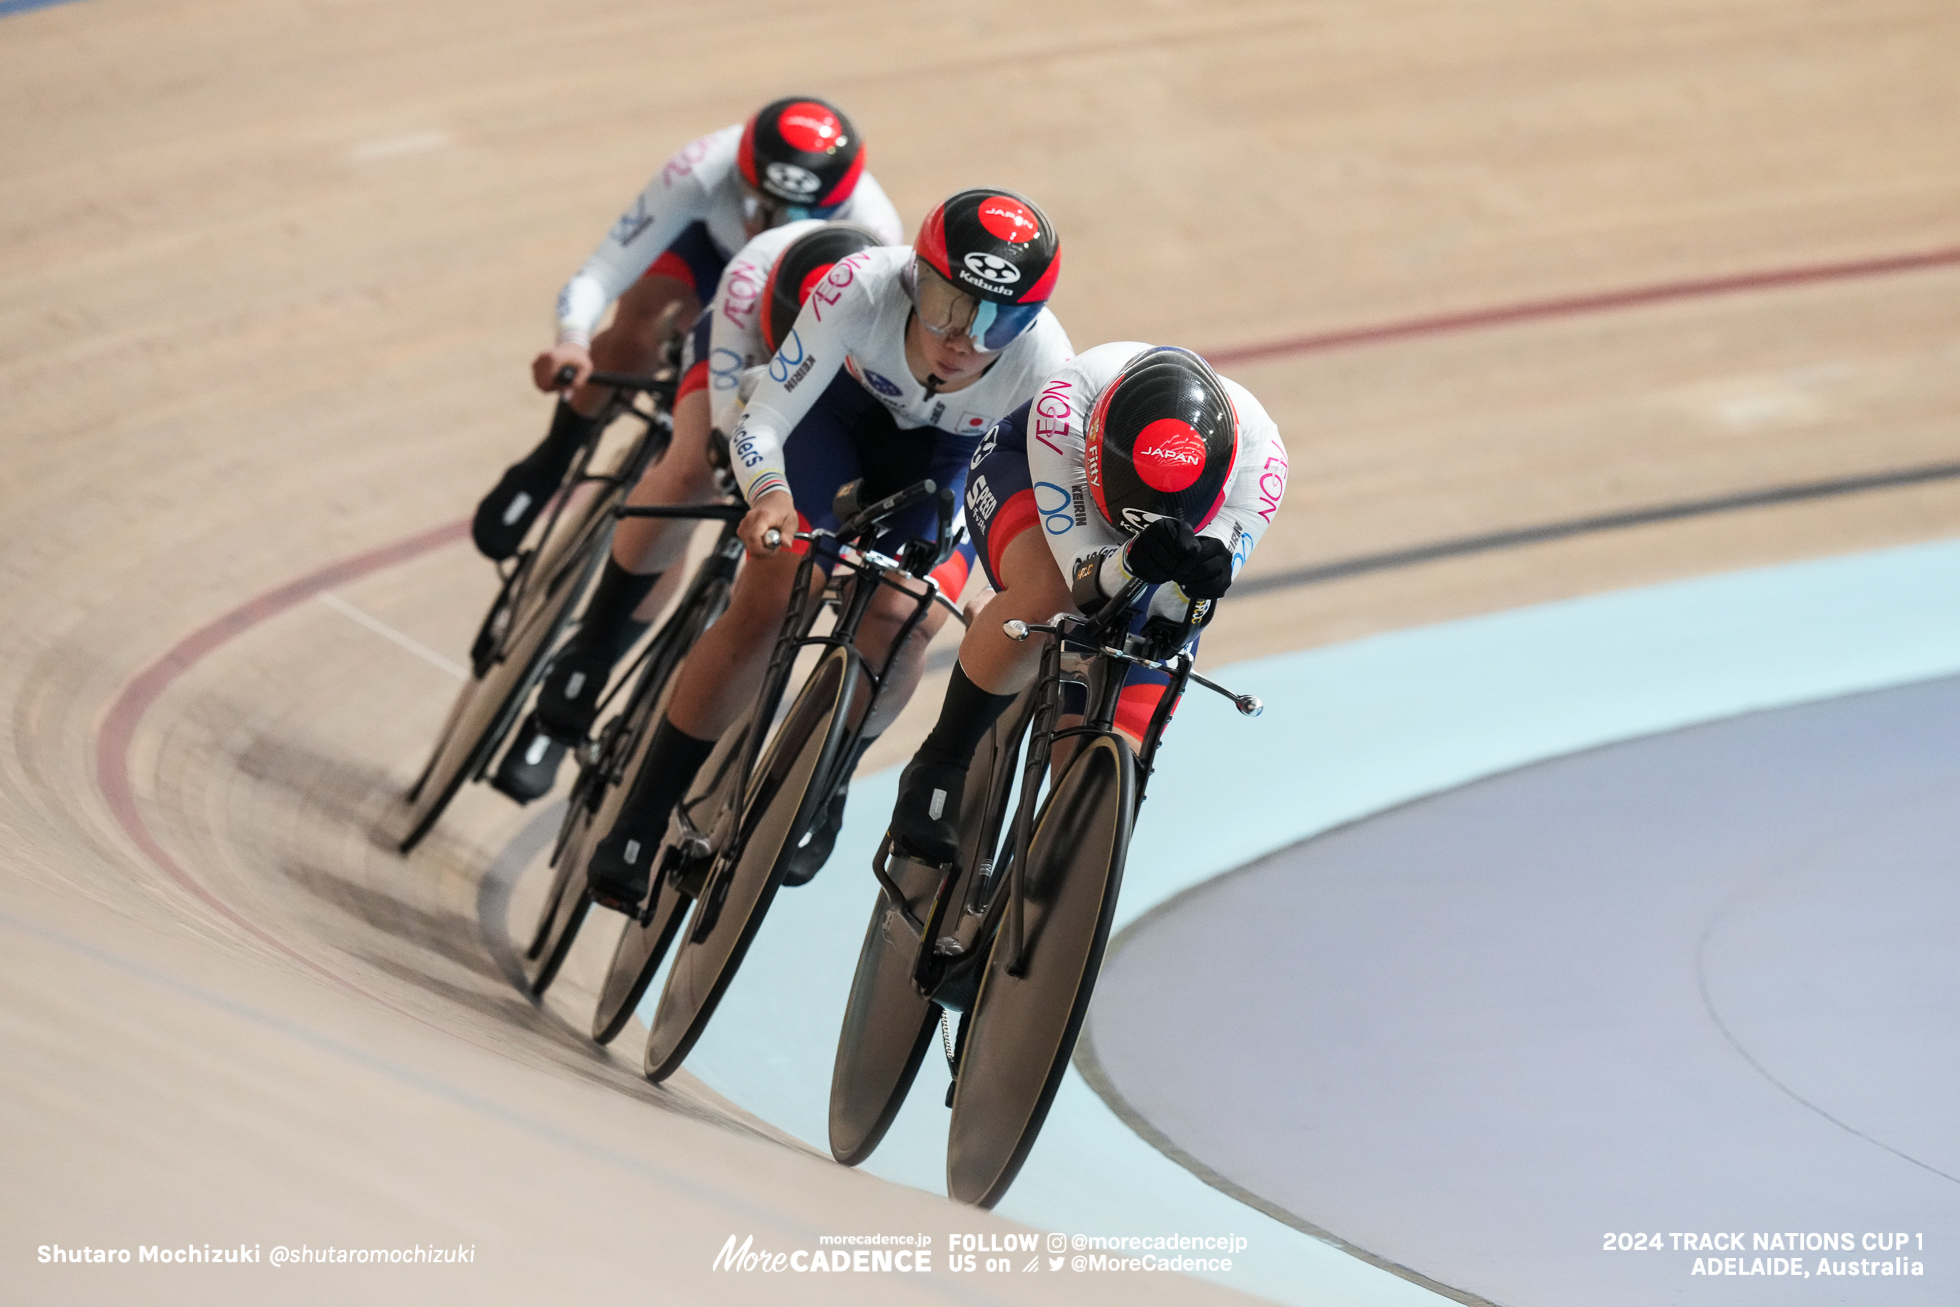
[584,189,1073,900]
[886,342,1290,863]
[470,96,903,562]
[492,220,893,800]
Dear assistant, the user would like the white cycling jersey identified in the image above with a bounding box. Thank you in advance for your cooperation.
[554,125,904,347]
[1014,340,1288,608]
[730,245,1073,504]
[698,219,821,438]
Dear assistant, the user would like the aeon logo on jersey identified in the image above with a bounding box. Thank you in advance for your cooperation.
[1132,418,1207,492]
[976,197,1040,244]
[962,252,1020,286]
[764,162,821,198]
[777,103,843,153]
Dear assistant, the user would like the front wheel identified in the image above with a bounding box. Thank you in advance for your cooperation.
[397,490,611,852]
[642,646,867,1083]
[587,703,756,1044]
[828,692,1030,1166]
[945,733,1134,1208]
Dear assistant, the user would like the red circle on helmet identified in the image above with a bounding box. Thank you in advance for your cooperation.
[776,102,843,153]
[1132,418,1208,492]
[976,196,1040,244]
[796,262,837,304]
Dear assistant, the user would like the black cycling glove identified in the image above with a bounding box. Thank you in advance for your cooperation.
[1174,535,1235,599]
[1123,518,1197,584]
[1123,518,1235,599]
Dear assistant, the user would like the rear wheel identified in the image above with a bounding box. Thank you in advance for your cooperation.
[945,733,1134,1208]
[828,695,1029,1166]
[398,489,611,853]
[642,647,867,1082]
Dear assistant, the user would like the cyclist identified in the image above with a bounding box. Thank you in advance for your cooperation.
[885,342,1289,863]
[585,188,1073,900]
[471,96,904,563]
[494,219,889,799]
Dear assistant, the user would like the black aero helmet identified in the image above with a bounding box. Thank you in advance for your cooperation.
[758,222,881,354]
[1085,347,1240,535]
[907,188,1060,351]
[738,97,865,216]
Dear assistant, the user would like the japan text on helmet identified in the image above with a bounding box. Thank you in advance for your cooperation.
[1085,347,1240,535]
[759,222,881,354]
[738,97,866,220]
[906,188,1060,352]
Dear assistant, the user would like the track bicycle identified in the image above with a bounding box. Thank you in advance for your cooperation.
[396,365,679,854]
[828,583,1263,1207]
[522,494,749,1001]
[629,477,965,1082]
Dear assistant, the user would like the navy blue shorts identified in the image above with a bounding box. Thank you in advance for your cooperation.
[642,220,728,299]
[781,370,978,584]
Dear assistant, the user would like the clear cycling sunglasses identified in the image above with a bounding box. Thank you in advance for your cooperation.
[906,258,1042,353]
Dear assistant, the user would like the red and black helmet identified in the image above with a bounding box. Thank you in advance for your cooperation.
[758,222,881,354]
[1085,347,1240,535]
[738,96,866,214]
[907,188,1060,351]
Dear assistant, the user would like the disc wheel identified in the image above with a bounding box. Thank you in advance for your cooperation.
[397,488,612,853]
[528,569,728,1002]
[586,703,755,1044]
[642,647,866,1082]
[945,733,1134,1208]
[828,695,1029,1166]
[525,858,593,996]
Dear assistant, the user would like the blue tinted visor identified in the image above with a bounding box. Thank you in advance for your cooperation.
[969,297,1045,352]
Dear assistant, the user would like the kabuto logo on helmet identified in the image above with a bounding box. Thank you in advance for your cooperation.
[976,196,1040,244]
[1120,507,1170,533]
[962,251,1020,285]
[777,103,844,153]
[1132,418,1207,492]
[764,162,821,197]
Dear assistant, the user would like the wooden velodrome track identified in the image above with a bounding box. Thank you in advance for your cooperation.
[4,0,1957,1302]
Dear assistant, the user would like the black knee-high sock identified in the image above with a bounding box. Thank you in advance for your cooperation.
[575,557,663,664]
[915,662,1018,770]
[614,715,718,842]
[529,399,602,475]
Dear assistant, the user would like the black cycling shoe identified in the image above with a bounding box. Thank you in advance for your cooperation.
[888,754,966,867]
[535,644,612,742]
[472,458,560,562]
[490,712,567,802]
[783,776,850,887]
[586,825,659,908]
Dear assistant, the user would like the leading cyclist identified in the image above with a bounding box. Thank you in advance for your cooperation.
[885,343,1289,862]
[471,96,904,562]
[584,188,1074,901]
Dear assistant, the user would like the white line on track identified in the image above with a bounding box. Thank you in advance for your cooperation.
[348,129,452,161]
[318,590,467,680]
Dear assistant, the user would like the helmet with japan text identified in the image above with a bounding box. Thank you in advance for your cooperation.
[758,222,881,354]
[905,188,1059,353]
[1085,346,1240,535]
[738,97,866,218]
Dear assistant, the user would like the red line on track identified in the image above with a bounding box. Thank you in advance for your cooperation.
[1204,244,1960,368]
[94,520,467,1004]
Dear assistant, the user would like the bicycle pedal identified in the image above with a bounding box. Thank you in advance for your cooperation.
[590,887,641,915]
[663,840,712,899]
